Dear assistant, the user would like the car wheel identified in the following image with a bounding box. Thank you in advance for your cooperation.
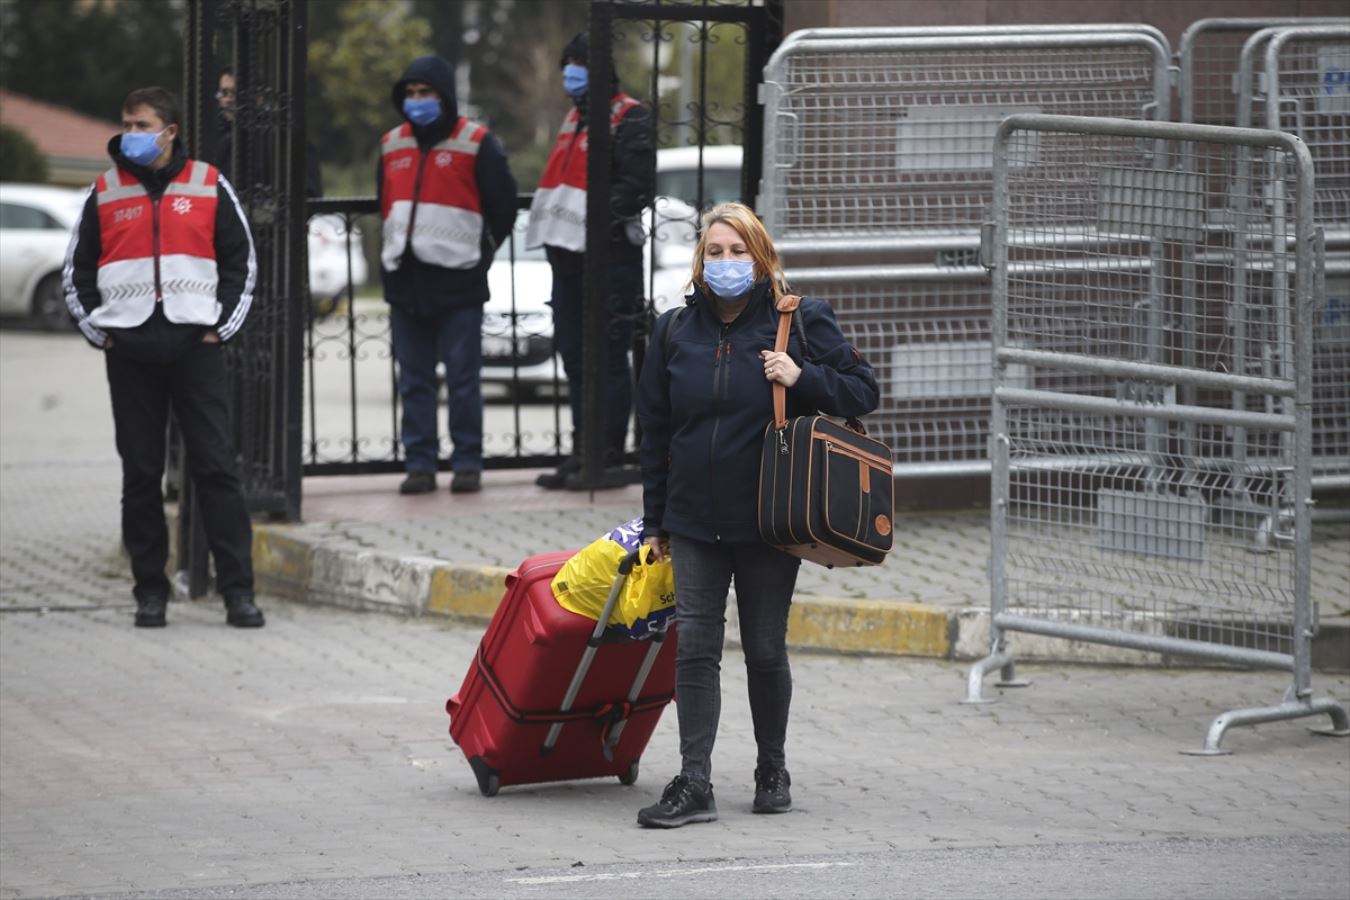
[32,274,69,332]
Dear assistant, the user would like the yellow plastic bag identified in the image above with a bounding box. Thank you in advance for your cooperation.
[551,517,676,639]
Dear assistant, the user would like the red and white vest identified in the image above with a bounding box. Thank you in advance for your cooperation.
[91,159,221,329]
[525,94,642,253]
[380,117,486,271]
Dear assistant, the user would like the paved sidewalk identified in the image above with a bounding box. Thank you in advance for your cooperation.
[2,330,1349,898]
[241,469,1350,669]
[2,598,1348,898]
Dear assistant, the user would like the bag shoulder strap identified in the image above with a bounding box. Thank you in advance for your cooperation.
[661,305,686,359]
[772,295,802,430]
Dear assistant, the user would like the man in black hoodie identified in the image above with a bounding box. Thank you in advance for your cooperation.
[64,86,264,629]
[377,55,517,495]
[526,31,655,490]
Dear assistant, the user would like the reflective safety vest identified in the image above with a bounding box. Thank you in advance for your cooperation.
[380,117,486,272]
[525,94,641,253]
[91,159,221,330]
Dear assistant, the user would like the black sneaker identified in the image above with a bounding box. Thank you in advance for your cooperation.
[134,595,167,628]
[753,766,791,813]
[399,471,436,495]
[535,457,581,489]
[224,594,265,628]
[450,470,482,494]
[636,775,717,828]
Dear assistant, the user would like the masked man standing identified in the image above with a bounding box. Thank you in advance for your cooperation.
[64,86,263,629]
[379,55,517,495]
[527,31,655,490]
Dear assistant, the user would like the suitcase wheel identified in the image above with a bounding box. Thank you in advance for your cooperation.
[618,760,640,786]
[468,756,501,797]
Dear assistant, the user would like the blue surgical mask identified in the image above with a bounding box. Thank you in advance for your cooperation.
[563,63,589,98]
[403,97,442,126]
[703,258,756,299]
[120,129,166,167]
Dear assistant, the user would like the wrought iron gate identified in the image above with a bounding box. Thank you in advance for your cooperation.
[179,0,307,593]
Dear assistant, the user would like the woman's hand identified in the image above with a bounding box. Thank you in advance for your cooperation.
[760,349,801,388]
[645,535,670,562]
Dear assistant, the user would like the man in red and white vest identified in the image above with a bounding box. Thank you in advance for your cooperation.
[64,86,263,629]
[379,55,517,496]
[527,31,654,491]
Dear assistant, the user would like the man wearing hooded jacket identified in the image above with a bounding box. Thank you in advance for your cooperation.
[378,55,517,495]
[527,31,655,490]
[64,86,263,629]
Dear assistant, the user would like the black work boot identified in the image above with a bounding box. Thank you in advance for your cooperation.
[752,766,792,813]
[636,775,717,828]
[398,471,436,495]
[536,434,583,490]
[134,594,168,628]
[450,470,482,494]
[224,593,265,628]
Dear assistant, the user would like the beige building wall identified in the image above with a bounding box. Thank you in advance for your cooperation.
[784,0,1348,50]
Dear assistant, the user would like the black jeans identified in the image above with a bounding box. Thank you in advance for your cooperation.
[544,245,643,447]
[669,535,801,783]
[105,343,254,601]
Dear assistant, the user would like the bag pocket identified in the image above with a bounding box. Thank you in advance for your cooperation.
[821,439,893,553]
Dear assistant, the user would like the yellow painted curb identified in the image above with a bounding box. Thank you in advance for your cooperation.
[788,595,951,658]
[428,564,514,619]
[252,527,314,598]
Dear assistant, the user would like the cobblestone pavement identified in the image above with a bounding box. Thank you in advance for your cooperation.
[2,330,1348,898]
[1,599,1348,898]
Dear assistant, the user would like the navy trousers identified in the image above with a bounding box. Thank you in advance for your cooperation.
[544,245,643,448]
[390,303,484,473]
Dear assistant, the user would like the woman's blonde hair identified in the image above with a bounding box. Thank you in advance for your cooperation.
[688,202,789,303]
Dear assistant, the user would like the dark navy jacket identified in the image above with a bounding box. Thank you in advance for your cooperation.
[637,281,880,544]
[376,55,517,314]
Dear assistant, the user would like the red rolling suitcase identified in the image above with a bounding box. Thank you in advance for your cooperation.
[445,550,677,796]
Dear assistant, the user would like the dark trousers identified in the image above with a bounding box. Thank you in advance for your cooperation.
[669,535,801,783]
[389,304,484,473]
[105,343,254,601]
[544,245,643,449]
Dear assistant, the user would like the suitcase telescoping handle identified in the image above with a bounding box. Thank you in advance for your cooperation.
[541,549,668,760]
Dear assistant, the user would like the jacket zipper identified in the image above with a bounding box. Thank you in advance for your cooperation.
[707,324,732,541]
[404,149,431,252]
[152,196,163,301]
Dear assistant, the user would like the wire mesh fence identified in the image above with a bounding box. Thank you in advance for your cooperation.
[966,114,1349,751]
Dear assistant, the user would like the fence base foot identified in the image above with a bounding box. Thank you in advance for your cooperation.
[962,652,1019,704]
[1181,696,1350,756]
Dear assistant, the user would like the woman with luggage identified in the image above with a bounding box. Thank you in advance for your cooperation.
[635,202,879,827]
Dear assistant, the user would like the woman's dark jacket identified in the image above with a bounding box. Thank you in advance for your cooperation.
[637,281,880,544]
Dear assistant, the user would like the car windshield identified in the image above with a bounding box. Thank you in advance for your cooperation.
[495,210,547,262]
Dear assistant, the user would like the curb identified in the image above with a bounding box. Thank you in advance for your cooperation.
[238,524,1349,672]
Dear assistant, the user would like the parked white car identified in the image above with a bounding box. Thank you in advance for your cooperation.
[308,213,368,312]
[0,183,87,330]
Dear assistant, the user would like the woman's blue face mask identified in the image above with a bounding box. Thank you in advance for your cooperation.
[120,129,166,167]
[563,63,588,98]
[703,258,755,299]
[403,97,442,126]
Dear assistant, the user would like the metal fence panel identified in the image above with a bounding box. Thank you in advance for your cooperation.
[1241,26,1350,490]
[967,114,1349,753]
[761,32,1170,251]
[1178,17,1347,126]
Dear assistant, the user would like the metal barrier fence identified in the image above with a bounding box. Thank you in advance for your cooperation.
[1177,17,1347,127]
[1235,25,1350,492]
[965,114,1349,753]
[759,29,1171,476]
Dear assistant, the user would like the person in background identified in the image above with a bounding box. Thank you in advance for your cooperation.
[378,55,517,495]
[212,66,323,199]
[527,31,655,490]
[634,202,879,827]
[63,86,264,629]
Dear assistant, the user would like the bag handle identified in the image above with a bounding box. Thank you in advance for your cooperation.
[771,293,867,437]
[771,294,800,430]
